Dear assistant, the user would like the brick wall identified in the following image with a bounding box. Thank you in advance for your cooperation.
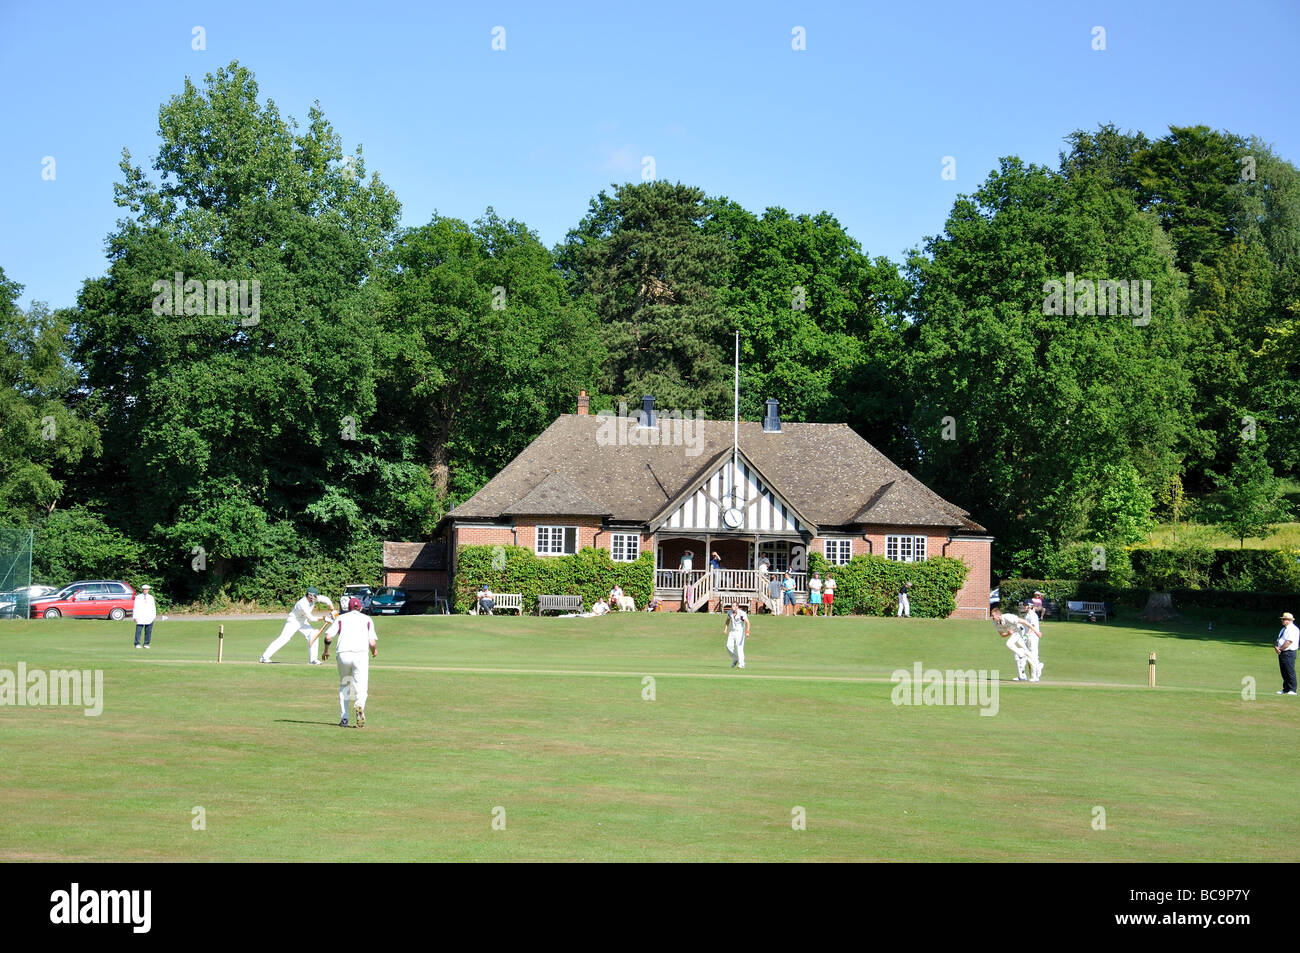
[939,536,993,620]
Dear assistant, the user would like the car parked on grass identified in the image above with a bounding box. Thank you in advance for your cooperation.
[369,587,407,615]
[29,581,137,620]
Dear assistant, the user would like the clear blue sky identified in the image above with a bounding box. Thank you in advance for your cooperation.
[2,0,1296,310]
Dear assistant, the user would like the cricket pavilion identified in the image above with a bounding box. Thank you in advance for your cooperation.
[386,393,993,618]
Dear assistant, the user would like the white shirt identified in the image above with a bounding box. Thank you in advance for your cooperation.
[330,610,376,654]
[680,555,693,572]
[592,600,610,616]
[808,577,822,593]
[1021,608,1041,637]
[824,577,836,594]
[610,586,623,600]
[290,595,332,626]
[1278,623,1299,651]
[132,593,157,624]
[726,610,748,638]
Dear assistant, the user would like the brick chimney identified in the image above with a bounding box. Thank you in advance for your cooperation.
[577,390,590,416]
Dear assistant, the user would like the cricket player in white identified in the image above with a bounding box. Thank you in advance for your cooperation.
[260,587,334,665]
[323,597,377,727]
[1019,603,1045,681]
[990,607,1032,680]
[725,602,749,669]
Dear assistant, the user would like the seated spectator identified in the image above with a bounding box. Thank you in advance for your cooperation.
[609,584,624,602]
[591,597,610,616]
[477,585,495,615]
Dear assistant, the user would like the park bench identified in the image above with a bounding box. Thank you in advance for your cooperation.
[538,594,583,616]
[475,592,522,615]
[1065,600,1109,622]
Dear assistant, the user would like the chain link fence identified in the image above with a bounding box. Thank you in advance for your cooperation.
[0,528,34,620]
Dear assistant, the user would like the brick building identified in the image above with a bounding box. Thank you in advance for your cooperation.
[403,393,993,618]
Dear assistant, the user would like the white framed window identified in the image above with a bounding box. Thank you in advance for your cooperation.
[885,535,927,563]
[824,539,853,565]
[611,533,640,562]
[759,540,791,572]
[536,525,578,556]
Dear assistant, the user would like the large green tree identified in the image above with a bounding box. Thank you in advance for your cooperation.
[904,157,1192,569]
[375,210,605,524]
[69,61,400,598]
[0,270,100,524]
[556,181,736,416]
[703,201,910,453]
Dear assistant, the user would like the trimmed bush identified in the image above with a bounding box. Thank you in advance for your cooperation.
[454,545,653,614]
[1129,547,1300,592]
[807,551,968,617]
[1000,577,1300,615]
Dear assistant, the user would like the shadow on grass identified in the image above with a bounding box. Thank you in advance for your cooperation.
[274,719,347,727]
[1087,608,1283,646]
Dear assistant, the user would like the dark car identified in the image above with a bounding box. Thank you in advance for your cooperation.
[369,587,407,615]
[29,581,137,620]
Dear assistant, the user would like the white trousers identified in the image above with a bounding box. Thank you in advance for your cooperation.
[726,632,746,667]
[337,651,370,719]
[1004,634,1029,679]
[264,620,319,662]
[897,594,910,617]
[1024,633,1040,669]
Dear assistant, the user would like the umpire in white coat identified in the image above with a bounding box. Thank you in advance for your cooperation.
[323,597,378,727]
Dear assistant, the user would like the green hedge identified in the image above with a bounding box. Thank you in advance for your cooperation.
[806,551,969,617]
[1129,548,1300,591]
[454,545,654,614]
[1001,577,1300,614]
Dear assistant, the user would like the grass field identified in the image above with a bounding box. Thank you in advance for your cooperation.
[0,609,1293,861]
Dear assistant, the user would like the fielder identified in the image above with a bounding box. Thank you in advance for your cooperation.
[990,606,1032,681]
[322,597,377,727]
[259,587,335,665]
[724,601,749,669]
[1018,602,1045,682]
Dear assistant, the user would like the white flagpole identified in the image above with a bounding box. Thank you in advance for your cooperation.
[732,331,739,502]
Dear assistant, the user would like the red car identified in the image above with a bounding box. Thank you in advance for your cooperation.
[29,580,137,620]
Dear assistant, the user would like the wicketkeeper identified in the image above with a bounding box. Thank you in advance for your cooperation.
[260,587,335,665]
[990,606,1032,681]
[322,597,378,727]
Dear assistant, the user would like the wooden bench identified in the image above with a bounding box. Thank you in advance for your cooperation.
[474,593,522,615]
[538,594,583,615]
[1065,600,1109,622]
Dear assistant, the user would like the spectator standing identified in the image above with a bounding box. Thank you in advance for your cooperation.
[782,571,796,616]
[808,572,824,617]
[897,581,912,618]
[822,573,836,619]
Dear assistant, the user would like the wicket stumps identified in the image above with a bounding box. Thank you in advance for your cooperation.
[218,624,224,663]
[1147,651,1156,687]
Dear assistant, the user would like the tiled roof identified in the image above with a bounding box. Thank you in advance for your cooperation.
[449,414,983,532]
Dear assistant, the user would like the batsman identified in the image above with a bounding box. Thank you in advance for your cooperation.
[322,596,378,727]
[260,587,335,665]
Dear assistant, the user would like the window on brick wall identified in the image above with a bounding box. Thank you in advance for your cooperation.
[611,533,640,562]
[884,535,927,563]
[536,525,578,556]
[824,539,853,565]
